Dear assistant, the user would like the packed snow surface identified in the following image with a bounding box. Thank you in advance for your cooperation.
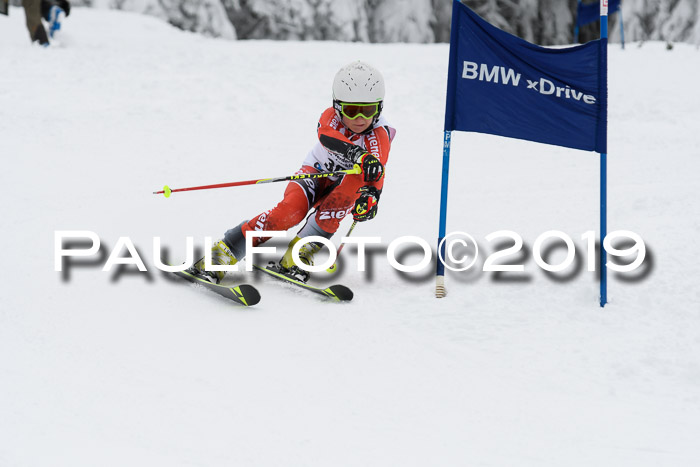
[2,7,699,467]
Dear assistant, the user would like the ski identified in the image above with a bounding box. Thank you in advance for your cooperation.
[171,269,261,307]
[253,263,353,302]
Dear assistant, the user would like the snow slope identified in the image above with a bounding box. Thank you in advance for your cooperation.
[2,7,700,467]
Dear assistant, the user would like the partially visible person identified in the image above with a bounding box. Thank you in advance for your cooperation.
[0,0,70,46]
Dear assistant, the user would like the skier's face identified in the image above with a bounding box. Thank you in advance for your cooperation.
[342,115,372,134]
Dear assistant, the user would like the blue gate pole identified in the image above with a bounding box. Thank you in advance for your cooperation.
[600,4,608,307]
[601,153,607,307]
[574,0,582,43]
[436,130,452,298]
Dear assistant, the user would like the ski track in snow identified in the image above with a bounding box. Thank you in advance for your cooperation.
[1,7,700,467]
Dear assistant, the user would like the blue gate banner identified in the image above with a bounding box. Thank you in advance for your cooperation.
[578,0,620,27]
[444,0,607,153]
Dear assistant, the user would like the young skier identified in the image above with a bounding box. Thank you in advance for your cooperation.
[190,60,396,283]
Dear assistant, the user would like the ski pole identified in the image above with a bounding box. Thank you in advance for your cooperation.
[154,165,361,198]
[327,220,358,274]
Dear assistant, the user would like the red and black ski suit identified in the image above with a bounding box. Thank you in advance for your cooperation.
[227,107,396,256]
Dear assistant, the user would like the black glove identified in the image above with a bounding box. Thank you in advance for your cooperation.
[353,186,381,222]
[346,144,384,182]
[358,153,384,182]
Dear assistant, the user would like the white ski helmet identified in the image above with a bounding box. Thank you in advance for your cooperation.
[332,60,385,103]
[332,61,385,126]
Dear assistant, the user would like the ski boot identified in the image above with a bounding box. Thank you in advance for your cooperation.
[278,236,322,283]
[47,5,65,39]
[189,239,238,284]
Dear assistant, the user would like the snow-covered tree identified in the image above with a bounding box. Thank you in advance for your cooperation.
[368,0,436,43]
[89,0,236,38]
[80,0,700,46]
[657,0,698,42]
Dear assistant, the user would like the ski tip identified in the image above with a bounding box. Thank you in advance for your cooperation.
[237,284,261,306]
[327,284,353,301]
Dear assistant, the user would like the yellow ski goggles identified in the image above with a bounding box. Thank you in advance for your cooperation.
[335,101,381,120]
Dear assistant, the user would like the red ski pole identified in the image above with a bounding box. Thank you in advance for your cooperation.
[154,165,361,198]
